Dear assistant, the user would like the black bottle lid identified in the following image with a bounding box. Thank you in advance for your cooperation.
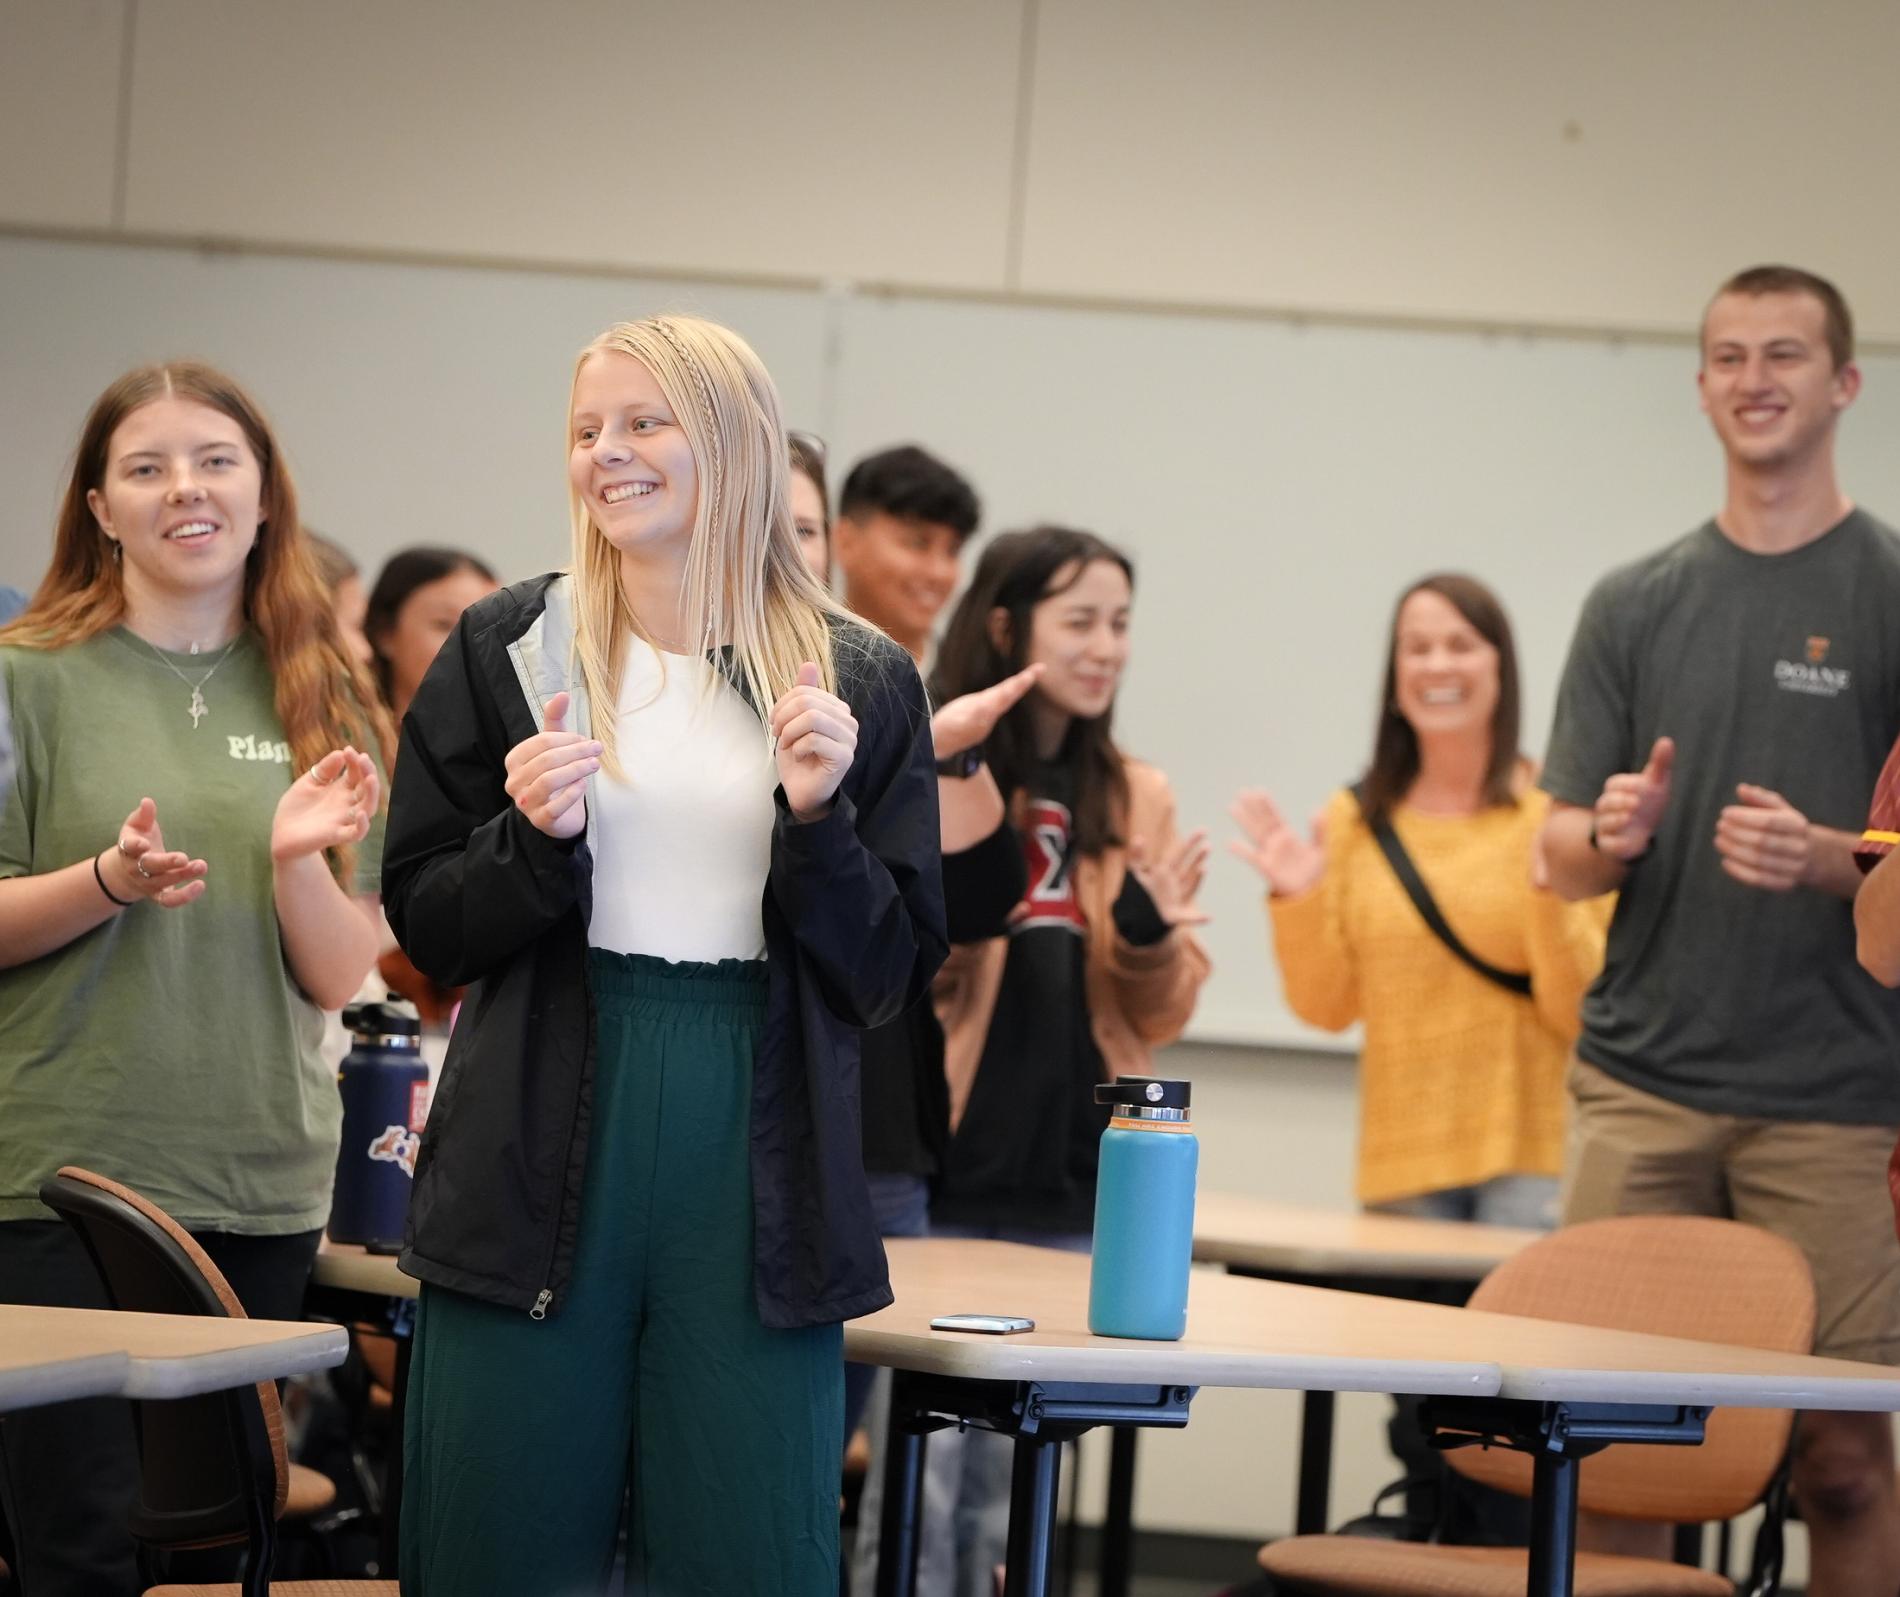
[342,998,422,1040]
[1094,1077,1192,1114]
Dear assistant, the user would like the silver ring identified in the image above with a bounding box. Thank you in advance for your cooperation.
[134,855,154,881]
[117,837,136,858]
[309,769,336,787]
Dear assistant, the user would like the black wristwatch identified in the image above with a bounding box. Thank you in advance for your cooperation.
[936,746,985,779]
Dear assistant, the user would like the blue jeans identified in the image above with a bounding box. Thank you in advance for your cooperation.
[842,1173,933,1442]
[1371,1172,1559,1230]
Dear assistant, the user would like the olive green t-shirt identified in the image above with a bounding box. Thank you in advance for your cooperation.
[0,628,382,1231]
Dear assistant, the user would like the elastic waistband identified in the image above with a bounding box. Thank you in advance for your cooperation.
[587,947,769,1015]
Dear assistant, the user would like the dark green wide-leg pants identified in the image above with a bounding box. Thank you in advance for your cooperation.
[401,952,843,1596]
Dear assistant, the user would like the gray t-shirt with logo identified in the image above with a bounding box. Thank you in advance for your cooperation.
[1542,510,1900,1125]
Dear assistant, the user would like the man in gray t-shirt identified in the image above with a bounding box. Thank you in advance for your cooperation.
[1542,267,1900,1590]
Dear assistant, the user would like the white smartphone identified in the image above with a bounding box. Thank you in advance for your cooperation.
[928,1313,1035,1334]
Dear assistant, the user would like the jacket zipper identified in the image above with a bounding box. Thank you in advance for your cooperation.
[530,1288,551,1321]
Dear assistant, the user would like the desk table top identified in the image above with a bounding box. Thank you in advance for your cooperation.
[846,1240,1900,1413]
[1192,1192,1540,1283]
[0,1303,347,1408]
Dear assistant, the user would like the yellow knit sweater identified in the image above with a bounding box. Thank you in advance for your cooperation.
[1267,787,1610,1206]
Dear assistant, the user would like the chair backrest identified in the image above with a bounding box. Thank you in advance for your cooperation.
[38,1168,291,1550]
[1448,1214,1815,1522]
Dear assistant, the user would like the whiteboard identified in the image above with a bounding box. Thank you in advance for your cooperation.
[9,233,1900,1047]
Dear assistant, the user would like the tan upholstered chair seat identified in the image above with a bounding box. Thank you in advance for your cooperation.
[1260,1537,1733,1597]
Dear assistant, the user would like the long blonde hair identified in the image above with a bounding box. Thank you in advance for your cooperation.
[568,316,861,775]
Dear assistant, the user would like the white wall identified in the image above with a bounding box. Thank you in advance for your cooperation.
[2,0,1883,1567]
[11,0,1900,337]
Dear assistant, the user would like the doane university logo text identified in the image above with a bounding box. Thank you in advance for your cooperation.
[1775,636,1851,699]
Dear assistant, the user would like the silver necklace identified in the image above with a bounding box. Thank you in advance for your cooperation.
[136,635,240,728]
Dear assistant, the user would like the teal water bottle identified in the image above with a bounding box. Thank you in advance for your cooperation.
[1088,1077,1198,1340]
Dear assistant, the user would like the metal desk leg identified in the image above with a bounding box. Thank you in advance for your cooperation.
[1295,1388,1335,1534]
[874,1372,928,1597]
[1097,1427,1137,1597]
[1526,1445,1581,1597]
[1003,1430,1064,1597]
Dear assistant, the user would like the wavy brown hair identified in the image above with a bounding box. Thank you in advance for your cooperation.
[1357,572,1521,828]
[931,526,1134,858]
[0,361,394,874]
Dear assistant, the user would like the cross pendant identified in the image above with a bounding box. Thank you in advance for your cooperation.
[188,688,207,728]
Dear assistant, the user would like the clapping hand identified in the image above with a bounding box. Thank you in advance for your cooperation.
[504,693,599,840]
[105,796,208,907]
[771,663,858,821]
[1593,737,1673,862]
[1714,783,1812,892]
[1227,789,1327,897]
[931,664,1045,761]
[1128,829,1212,928]
[273,748,380,862]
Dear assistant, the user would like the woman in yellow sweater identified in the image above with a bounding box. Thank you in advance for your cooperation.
[1231,573,1608,1226]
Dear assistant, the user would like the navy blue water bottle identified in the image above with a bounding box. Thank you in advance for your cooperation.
[327,998,429,1253]
[1088,1077,1198,1340]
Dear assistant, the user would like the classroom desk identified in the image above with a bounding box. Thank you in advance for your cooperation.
[854,1238,1900,1597]
[1192,1194,1540,1539]
[0,1303,347,1412]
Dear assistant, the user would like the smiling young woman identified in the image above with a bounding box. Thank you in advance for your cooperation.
[381,315,945,1596]
[882,524,1209,1596]
[0,360,392,1591]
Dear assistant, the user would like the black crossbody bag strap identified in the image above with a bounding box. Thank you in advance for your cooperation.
[1352,784,1533,998]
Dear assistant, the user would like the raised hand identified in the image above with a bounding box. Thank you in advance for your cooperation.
[771,663,858,821]
[1227,789,1327,897]
[105,796,208,908]
[931,663,1045,761]
[1593,736,1673,861]
[1128,828,1212,928]
[1715,783,1812,892]
[273,747,380,863]
[504,692,599,840]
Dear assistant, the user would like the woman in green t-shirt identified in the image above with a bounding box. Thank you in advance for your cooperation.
[0,360,393,1593]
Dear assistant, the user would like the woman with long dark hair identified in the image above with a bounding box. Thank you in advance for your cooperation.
[0,361,390,1592]
[909,524,1209,1593]
[364,545,499,722]
[1231,573,1607,1225]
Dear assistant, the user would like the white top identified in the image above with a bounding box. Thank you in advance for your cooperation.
[587,638,776,963]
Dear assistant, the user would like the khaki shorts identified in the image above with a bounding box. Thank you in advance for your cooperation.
[1564,1056,1900,1365]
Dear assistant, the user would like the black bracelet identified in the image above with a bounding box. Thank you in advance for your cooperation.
[93,851,134,908]
[1588,817,1651,865]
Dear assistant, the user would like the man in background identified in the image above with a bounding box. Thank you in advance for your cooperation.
[1540,266,1900,1595]
[833,444,979,664]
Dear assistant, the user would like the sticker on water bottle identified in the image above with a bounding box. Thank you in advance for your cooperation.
[409,1081,431,1132]
[366,1125,421,1178]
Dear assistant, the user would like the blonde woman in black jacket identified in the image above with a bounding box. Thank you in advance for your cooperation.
[382,316,946,1596]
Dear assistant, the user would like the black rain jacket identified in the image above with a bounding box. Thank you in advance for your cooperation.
[381,574,947,1327]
